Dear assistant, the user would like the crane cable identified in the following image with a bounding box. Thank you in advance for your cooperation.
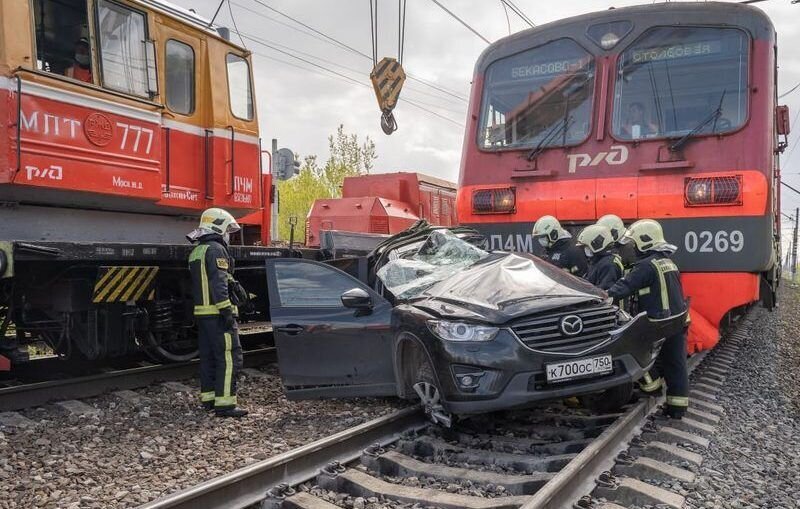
[369,0,409,134]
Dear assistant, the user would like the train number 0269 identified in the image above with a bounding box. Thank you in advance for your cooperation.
[684,230,744,253]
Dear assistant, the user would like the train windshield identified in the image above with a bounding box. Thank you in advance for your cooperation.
[613,27,749,141]
[479,39,595,150]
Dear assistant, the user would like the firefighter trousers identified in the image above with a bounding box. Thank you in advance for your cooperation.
[648,328,690,410]
[197,316,243,409]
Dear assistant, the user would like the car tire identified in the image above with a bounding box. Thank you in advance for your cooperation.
[579,381,634,414]
[411,359,453,427]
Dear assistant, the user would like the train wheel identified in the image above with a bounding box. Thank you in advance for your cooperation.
[145,331,198,363]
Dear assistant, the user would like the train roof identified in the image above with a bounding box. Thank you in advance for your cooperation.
[134,0,248,52]
[475,1,775,74]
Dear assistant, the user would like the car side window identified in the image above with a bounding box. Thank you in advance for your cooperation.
[273,261,363,307]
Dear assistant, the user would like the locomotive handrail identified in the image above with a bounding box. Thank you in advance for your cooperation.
[14,75,21,178]
[227,125,235,195]
[204,129,214,199]
[163,127,171,194]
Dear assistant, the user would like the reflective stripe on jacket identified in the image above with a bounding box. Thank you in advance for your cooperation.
[607,252,687,319]
[189,238,235,316]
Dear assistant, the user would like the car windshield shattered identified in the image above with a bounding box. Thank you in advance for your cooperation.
[376,230,489,299]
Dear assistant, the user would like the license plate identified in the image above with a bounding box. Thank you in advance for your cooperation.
[545,355,613,383]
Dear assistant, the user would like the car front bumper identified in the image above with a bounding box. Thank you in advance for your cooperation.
[426,311,686,415]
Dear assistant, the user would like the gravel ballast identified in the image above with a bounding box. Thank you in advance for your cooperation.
[0,365,406,509]
[685,285,800,509]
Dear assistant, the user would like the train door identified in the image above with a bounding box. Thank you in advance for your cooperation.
[158,28,206,210]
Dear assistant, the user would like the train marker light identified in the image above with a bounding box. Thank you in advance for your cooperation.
[472,187,516,214]
[684,176,742,206]
[587,21,633,50]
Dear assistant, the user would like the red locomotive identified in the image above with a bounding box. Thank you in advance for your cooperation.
[306,172,457,248]
[456,2,786,353]
[0,0,280,369]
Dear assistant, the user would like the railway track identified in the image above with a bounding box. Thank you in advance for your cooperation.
[0,341,276,412]
[138,319,746,509]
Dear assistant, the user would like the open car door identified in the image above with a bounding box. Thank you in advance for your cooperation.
[264,259,397,399]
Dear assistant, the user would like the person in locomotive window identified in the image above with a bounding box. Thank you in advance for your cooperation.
[607,219,690,419]
[621,102,658,139]
[187,208,248,418]
[64,38,92,83]
[576,225,624,290]
[596,214,636,269]
[531,215,588,277]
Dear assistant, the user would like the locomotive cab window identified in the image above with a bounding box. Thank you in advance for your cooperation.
[95,0,153,98]
[32,0,93,83]
[226,53,254,120]
[612,27,749,141]
[165,40,195,115]
[478,38,595,150]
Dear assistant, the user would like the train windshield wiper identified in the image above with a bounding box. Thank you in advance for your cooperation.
[526,115,574,161]
[669,89,727,153]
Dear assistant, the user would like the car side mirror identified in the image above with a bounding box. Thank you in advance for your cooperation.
[341,288,372,309]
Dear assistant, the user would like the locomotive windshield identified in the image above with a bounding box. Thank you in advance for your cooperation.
[479,39,595,150]
[612,27,749,140]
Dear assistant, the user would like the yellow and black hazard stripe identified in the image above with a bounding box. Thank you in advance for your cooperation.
[92,266,159,303]
[370,57,406,111]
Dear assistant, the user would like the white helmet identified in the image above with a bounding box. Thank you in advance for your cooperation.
[596,214,625,243]
[577,225,614,255]
[532,215,570,248]
[620,219,668,252]
[188,208,241,243]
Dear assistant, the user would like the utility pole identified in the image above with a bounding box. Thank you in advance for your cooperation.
[271,138,279,243]
[793,207,799,280]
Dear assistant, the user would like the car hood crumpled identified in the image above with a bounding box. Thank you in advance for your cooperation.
[410,252,604,324]
[375,228,604,324]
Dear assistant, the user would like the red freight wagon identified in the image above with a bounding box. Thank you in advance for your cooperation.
[306,172,457,247]
[456,2,786,353]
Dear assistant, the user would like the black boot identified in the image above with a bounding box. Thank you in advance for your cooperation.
[202,401,214,411]
[664,405,686,420]
[215,407,249,418]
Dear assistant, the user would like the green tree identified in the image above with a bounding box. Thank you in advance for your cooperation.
[276,125,377,242]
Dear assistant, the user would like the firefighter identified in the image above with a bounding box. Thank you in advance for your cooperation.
[532,215,588,277]
[187,208,247,418]
[607,219,689,419]
[576,225,624,290]
[596,214,636,268]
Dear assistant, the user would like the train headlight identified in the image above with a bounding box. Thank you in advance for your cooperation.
[587,21,633,50]
[685,176,742,207]
[472,187,516,214]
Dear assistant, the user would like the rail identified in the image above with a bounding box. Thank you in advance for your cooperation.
[0,346,275,412]
[138,406,426,509]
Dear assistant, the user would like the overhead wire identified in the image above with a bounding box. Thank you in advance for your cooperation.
[244,0,468,102]
[428,0,491,44]
[230,1,463,106]
[779,80,800,99]
[500,1,511,35]
[225,0,247,48]
[237,32,464,127]
[501,0,534,27]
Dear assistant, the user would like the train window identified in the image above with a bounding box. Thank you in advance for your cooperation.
[166,40,195,115]
[478,39,595,150]
[226,54,254,120]
[613,27,749,141]
[96,0,149,97]
[32,0,93,83]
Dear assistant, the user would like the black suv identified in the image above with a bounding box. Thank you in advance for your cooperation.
[265,224,686,425]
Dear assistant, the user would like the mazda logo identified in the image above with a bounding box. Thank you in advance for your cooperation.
[560,315,584,336]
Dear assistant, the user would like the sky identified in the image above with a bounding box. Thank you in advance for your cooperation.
[174,0,800,241]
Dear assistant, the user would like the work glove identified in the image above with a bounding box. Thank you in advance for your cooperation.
[220,306,236,331]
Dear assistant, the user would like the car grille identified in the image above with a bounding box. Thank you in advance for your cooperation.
[510,305,618,354]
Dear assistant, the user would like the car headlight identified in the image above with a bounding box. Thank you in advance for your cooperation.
[427,320,499,342]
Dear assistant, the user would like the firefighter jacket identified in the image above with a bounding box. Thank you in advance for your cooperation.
[189,236,236,317]
[607,252,687,319]
[585,252,624,290]
[545,238,588,277]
